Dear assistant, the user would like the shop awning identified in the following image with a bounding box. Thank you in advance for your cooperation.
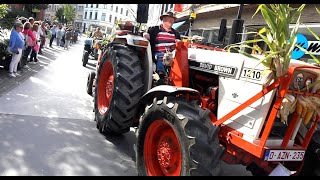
[172,21,187,30]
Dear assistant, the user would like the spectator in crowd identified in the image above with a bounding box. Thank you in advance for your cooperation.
[38,21,47,54]
[60,27,66,47]
[69,28,74,45]
[64,28,72,50]
[22,22,36,66]
[28,17,34,27]
[8,21,24,77]
[29,24,40,64]
[46,24,52,48]
[72,29,78,43]
[49,24,57,48]
[56,25,63,47]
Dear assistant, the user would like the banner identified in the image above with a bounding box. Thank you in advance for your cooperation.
[292,34,320,59]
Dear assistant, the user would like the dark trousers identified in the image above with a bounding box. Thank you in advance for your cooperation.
[39,38,45,53]
[30,48,38,62]
[22,46,32,65]
[49,34,56,47]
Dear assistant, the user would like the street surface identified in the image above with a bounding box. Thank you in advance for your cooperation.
[0,36,252,176]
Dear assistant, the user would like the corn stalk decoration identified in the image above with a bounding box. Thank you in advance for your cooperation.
[228,4,320,125]
[228,4,318,78]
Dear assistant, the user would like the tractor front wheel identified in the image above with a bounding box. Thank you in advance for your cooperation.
[136,97,224,176]
[298,130,320,176]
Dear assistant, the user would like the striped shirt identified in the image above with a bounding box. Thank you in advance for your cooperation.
[155,27,177,53]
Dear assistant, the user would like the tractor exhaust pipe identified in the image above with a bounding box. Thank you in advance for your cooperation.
[228,4,244,45]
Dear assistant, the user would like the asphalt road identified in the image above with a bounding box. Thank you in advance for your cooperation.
[0,36,252,176]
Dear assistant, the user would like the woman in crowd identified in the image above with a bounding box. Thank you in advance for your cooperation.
[8,21,24,77]
[22,22,36,66]
[29,24,40,64]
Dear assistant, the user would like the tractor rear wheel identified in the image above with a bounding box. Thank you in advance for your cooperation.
[94,44,144,135]
[136,96,224,176]
[82,51,89,67]
[87,71,96,96]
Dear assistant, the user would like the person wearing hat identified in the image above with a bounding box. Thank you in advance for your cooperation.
[144,11,181,84]
[8,21,25,77]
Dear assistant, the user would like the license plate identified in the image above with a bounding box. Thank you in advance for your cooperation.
[264,150,305,161]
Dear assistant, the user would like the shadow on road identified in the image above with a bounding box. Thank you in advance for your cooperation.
[0,113,137,176]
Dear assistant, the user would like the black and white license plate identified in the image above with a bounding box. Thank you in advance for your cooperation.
[264,150,305,161]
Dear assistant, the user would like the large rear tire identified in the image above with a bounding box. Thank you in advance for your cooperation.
[87,71,96,96]
[82,51,89,67]
[94,44,144,135]
[136,96,225,176]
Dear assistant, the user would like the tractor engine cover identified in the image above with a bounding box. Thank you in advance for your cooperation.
[188,48,276,144]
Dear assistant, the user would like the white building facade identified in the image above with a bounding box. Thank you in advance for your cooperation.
[147,4,175,27]
[82,4,136,34]
[74,4,85,31]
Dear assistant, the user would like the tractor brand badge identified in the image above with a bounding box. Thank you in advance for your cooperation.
[189,60,237,77]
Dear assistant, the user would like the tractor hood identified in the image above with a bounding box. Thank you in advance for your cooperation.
[188,48,269,82]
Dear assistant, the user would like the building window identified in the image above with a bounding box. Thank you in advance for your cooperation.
[91,4,93,8]
[126,10,128,16]
[95,12,98,20]
[104,4,107,9]
[85,11,87,19]
[109,15,112,22]
[161,5,165,15]
[116,6,118,13]
[101,13,106,21]
[165,4,169,12]
[120,8,123,14]
[115,17,117,23]
[89,12,92,19]
[86,4,88,8]
[111,5,113,11]
[96,4,99,8]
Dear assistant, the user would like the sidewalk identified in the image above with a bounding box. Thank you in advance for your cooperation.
[0,39,83,97]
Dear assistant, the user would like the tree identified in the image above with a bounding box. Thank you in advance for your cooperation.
[63,4,76,24]
[24,4,48,17]
[55,7,64,23]
[0,8,29,29]
[0,4,9,19]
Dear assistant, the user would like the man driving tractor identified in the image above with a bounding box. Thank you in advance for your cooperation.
[92,27,103,39]
[144,12,181,85]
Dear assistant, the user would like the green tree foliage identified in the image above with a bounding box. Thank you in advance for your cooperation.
[0,4,9,18]
[55,7,64,23]
[0,8,29,29]
[24,4,48,15]
[63,4,76,24]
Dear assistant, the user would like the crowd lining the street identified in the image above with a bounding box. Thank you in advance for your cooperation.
[7,16,80,78]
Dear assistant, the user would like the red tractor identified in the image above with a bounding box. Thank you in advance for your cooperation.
[93,6,320,176]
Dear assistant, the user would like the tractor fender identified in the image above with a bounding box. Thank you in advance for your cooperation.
[134,85,201,125]
[112,35,154,93]
[114,34,149,48]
